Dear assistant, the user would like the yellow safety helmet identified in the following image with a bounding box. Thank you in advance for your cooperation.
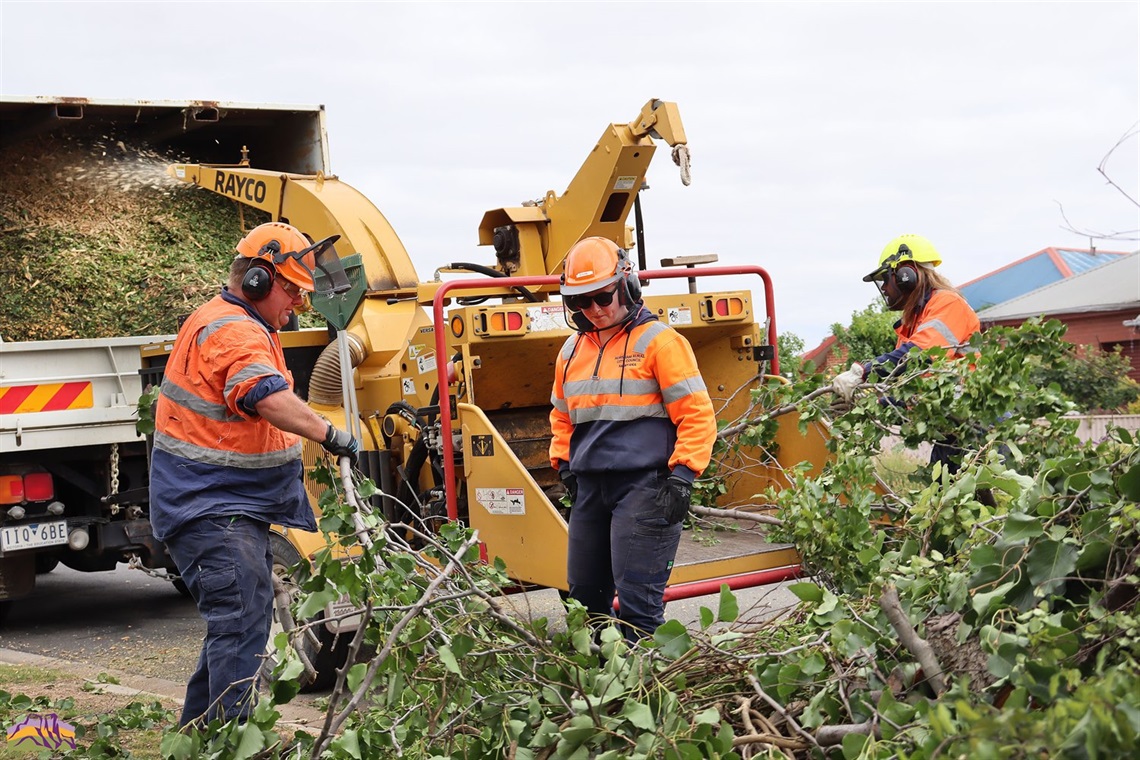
[863,234,942,283]
[236,222,317,292]
[560,237,632,296]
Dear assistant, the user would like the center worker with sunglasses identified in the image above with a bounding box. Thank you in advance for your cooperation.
[149,222,360,727]
[549,237,717,643]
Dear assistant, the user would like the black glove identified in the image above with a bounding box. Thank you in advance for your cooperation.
[322,423,360,464]
[559,469,578,504]
[655,475,692,526]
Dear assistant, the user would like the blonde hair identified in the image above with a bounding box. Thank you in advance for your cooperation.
[899,266,963,331]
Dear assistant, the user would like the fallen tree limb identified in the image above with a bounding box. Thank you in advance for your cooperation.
[692,504,784,526]
[880,584,947,695]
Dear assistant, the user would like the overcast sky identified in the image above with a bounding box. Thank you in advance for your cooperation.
[2,1,1137,348]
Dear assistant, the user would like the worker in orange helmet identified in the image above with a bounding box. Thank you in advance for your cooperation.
[549,237,717,643]
[833,233,981,473]
[149,221,358,726]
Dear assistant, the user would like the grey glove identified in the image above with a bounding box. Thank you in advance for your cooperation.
[322,423,360,464]
[831,362,864,403]
[655,475,692,526]
[559,469,578,504]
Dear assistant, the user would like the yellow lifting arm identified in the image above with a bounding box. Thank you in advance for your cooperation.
[477,98,689,283]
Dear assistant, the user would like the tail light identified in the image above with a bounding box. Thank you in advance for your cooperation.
[0,472,54,504]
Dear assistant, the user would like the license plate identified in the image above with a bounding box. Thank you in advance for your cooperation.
[0,521,69,553]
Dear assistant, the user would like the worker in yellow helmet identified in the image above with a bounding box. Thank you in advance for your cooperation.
[549,237,717,643]
[833,234,981,473]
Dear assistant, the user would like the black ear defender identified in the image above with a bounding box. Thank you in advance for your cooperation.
[240,239,283,301]
[242,260,276,301]
[893,263,918,293]
[616,247,642,303]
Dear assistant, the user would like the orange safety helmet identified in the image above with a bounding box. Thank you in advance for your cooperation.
[560,237,636,297]
[236,222,317,292]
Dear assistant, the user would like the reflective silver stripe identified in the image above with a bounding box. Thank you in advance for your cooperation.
[160,379,243,422]
[197,314,255,345]
[569,403,669,425]
[560,334,581,361]
[914,318,959,347]
[153,431,302,469]
[565,377,660,398]
[633,321,669,354]
[661,375,707,405]
[551,394,569,413]
[224,363,285,399]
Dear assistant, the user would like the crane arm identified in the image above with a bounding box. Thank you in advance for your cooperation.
[477,99,689,281]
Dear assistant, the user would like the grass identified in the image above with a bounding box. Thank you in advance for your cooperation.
[0,664,176,759]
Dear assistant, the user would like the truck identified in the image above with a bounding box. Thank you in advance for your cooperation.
[0,96,833,687]
[0,97,332,625]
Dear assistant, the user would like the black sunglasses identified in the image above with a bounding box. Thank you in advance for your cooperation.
[563,285,620,312]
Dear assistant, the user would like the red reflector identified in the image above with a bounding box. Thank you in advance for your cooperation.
[0,475,23,504]
[23,472,54,501]
[506,312,523,331]
[715,299,729,316]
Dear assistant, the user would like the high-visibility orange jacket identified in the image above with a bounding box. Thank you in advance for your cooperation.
[149,289,315,540]
[549,306,716,483]
[867,288,980,376]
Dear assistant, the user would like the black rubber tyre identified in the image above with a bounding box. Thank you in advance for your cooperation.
[0,600,10,628]
[261,532,350,693]
[34,554,59,575]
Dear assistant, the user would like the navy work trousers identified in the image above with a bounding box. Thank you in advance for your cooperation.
[566,469,681,642]
[165,515,274,726]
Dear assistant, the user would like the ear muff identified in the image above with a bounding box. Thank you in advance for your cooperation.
[893,263,918,293]
[616,248,642,303]
[242,259,276,301]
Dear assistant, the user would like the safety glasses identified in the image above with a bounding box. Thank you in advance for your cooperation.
[277,279,308,299]
[563,285,620,312]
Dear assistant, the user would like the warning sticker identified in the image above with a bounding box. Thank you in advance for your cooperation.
[528,304,569,333]
[417,353,437,375]
[613,176,638,191]
[402,378,416,396]
[408,344,423,358]
[668,307,693,326]
[476,488,526,515]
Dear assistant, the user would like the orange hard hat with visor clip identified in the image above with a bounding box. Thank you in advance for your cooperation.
[235,222,350,298]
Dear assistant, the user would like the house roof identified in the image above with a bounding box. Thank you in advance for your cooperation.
[978,251,1140,321]
[958,247,1131,312]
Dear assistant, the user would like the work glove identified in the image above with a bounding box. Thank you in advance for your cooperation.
[322,422,360,464]
[559,469,578,505]
[831,362,864,403]
[655,475,693,526]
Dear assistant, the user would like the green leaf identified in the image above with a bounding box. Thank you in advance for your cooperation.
[160,732,196,760]
[787,582,823,603]
[653,620,693,659]
[717,584,739,623]
[1002,513,1043,542]
[296,587,339,621]
[438,645,461,675]
[842,732,870,759]
[331,728,362,759]
[232,723,266,760]
[346,662,368,692]
[1027,540,1078,594]
[699,606,714,630]
[621,699,656,730]
[693,707,720,726]
[1119,463,1140,501]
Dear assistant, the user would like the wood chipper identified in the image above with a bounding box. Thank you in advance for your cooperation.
[159,98,835,684]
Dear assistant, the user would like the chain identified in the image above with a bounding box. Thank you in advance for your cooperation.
[109,442,120,495]
[127,552,180,582]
